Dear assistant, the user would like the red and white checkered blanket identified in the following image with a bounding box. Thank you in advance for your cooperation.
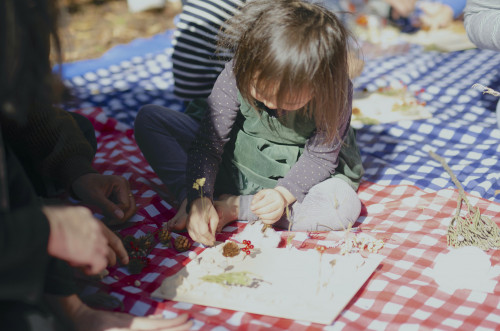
[77,107,500,330]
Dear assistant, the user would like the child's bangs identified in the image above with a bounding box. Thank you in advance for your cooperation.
[255,70,313,109]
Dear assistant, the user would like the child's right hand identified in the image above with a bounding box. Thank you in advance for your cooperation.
[251,189,287,224]
[186,197,219,246]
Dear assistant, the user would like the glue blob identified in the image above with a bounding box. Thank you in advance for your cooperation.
[433,246,491,291]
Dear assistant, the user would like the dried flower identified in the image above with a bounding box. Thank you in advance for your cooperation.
[316,245,327,254]
[193,177,209,225]
[192,177,206,190]
[285,206,294,247]
[121,233,156,274]
[340,234,385,256]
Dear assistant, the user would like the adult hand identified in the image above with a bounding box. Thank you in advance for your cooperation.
[384,0,417,18]
[98,222,129,266]
[167,199,188,232]
[251,189,287,224]
[419,2,454,30]
[44,205,109,275]
[72,173,137,224]
[186,197,218,246]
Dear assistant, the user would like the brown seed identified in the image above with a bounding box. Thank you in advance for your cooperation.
[222,241,240,257]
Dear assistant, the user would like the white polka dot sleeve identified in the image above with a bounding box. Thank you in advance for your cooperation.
[186,61,240,206]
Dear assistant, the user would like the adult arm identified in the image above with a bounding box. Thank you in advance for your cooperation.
[2,107,136,222]
[464,0,500,51]
[0,206,52,304]
[1,105,97,190]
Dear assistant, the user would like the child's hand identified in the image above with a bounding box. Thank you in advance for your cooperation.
[419,2,454,30]
[384,0,417,18]
[251,189,287,224]
[186,197,218,246]
[167,199,188,231]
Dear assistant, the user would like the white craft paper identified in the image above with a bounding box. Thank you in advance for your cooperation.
[152,243,383,325]
[352,89,432,127]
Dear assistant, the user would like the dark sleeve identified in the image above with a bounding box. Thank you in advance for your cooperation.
[276,83,353,202]
[0,145,77,303]
[0,205,51,304]
[186,61,240,207]
[0,208,77,301]
[1,105,97,191]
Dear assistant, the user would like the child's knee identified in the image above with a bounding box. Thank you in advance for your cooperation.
[291,178,361,231]
[134,104,157,139]
[134,104,175,145]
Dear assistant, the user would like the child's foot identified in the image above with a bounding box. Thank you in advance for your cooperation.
[214,194,239,232]
[167,199,188,231]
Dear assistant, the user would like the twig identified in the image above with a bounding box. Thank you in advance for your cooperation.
[429,150,500,250]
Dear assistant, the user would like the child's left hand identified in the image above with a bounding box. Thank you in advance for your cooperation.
[251,189,287,223]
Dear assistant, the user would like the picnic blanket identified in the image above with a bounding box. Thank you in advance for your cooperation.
[62,28,500,330]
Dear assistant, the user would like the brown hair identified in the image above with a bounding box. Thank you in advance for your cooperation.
[219,0,352,144]
[0,0,65,123]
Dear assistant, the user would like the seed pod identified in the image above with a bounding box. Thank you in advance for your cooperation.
[174,235,191,252]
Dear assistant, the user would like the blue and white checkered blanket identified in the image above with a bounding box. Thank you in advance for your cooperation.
[61,30,500,202]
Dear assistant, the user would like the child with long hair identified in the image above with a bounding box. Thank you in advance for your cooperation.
[135,0,364,246]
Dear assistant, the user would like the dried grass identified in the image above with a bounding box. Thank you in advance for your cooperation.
[57,0,181,62]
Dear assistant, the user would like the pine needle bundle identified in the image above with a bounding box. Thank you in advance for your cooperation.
[429,151,500,250]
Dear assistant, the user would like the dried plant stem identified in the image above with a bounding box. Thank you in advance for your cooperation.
[471,84,500,97]
[285,205,295,247]
[429,151,500,250]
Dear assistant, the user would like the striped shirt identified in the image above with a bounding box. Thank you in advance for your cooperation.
[172,0,345,100]
[172,0,246,100]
